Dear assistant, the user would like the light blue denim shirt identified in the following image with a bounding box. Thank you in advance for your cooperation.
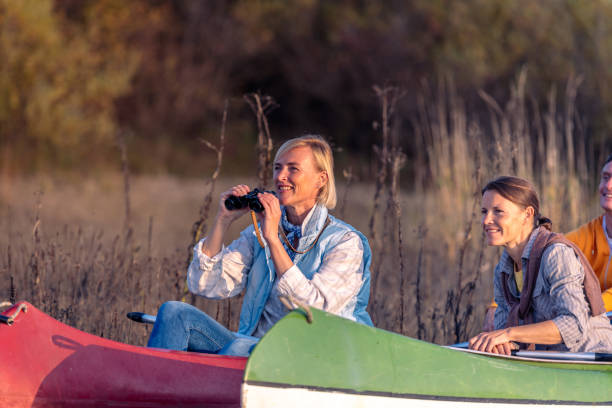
[494,227,612,352]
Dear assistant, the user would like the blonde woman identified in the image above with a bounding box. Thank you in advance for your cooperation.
[148,135,372,356]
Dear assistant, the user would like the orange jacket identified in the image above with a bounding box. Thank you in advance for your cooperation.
[565,215,612,311]
[488,215,612,311]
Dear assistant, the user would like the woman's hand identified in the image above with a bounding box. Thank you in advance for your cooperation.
[218,184,251,223]
[468,328,516,355]
[256,192,282,244]
[201,184,250,258]
[255,192,295,277]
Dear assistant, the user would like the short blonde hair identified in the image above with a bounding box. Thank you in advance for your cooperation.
[274,135,337,209]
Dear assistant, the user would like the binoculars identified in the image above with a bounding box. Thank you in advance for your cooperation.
[224,188,277,213]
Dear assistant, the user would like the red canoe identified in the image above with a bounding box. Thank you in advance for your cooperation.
[0,301,247,407]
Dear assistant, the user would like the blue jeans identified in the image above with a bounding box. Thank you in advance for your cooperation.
[147,301,258,356]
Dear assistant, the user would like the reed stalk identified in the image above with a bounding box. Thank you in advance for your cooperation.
[0,72,601,346]
[244,93,277,189]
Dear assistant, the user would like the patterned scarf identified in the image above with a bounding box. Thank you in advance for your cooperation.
[280,208,302,261]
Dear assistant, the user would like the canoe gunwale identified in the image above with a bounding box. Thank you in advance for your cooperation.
[445,346,612,365]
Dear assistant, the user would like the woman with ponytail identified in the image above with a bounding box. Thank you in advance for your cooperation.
[469,176,612,355]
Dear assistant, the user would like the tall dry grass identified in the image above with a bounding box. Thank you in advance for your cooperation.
[0,73,604,346]
[369,71,599,343]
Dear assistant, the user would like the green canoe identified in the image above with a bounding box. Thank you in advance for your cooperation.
[242,308,612,407]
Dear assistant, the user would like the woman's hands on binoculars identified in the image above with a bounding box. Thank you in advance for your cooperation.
[218,185,281,238]
[218,185,252,223]
[255,191,282,244]
[217,184,292,276]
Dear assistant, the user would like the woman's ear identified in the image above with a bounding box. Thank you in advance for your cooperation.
[525,206,535,220]
[318,171,328,188]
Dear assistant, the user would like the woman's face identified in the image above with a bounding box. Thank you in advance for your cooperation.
[273,146,327,212]
[481,190,532,248]
[599,161,612,213]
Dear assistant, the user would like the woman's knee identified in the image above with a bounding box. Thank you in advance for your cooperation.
[157,301,188,322]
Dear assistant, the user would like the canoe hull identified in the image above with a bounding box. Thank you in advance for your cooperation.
[0,302,246,407]
[243,308,612,407]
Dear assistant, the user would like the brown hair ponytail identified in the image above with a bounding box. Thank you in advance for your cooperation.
[536,215,553,231]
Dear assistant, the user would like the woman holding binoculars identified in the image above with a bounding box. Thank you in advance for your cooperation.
[147,135,372,356]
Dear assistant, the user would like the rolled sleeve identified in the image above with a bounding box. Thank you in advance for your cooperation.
[276,265,307,294]
[542,244,589,349]
[187,229,254,299]
[276,231,364,315]
[552,314,583,347]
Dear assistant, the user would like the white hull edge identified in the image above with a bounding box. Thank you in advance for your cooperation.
[241,383,608,408]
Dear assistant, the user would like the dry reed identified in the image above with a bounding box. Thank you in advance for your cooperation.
[0,73,603,346]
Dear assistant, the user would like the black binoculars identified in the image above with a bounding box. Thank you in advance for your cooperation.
[224,188,277,213]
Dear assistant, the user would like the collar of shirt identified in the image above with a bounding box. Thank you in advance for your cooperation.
[281,205,317,235]
[520,227,542,261]
[499,227,541,295]
[279,204,329,261]
[499,228,541,269]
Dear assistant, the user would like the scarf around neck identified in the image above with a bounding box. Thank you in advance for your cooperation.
[280,208,302,261]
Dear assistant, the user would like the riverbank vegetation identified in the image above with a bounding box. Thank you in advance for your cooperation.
[2,0,612,344]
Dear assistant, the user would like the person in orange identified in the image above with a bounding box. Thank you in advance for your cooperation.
[565,153,612,310]
[483,153,612,331]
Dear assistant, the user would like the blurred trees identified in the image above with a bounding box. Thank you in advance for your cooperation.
[412,0,612,140]
[3,0,612,342]
[1,0,612,177]
[0,0,153,174]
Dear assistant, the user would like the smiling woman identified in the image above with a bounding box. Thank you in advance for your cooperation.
[564,154,612,311]
[470,176,612,355]
[481,188,536,249]
[600,158,612,211]
[274,147,331,221]
[146,135,372,357]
